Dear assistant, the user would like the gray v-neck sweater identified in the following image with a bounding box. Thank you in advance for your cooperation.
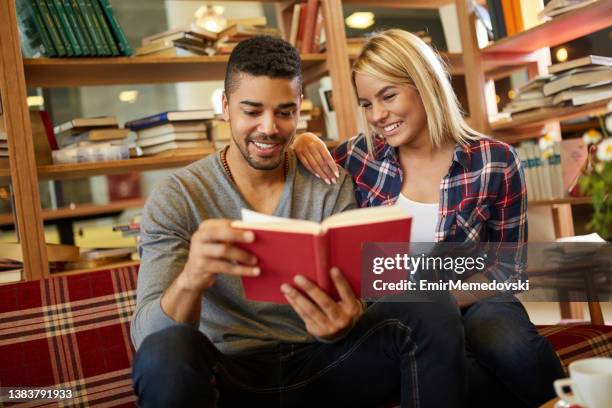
[131,150,357,354]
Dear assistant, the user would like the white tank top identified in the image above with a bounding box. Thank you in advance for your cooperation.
[395,193,439,242]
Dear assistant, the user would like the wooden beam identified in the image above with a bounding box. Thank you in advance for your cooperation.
[320,0,358,140]
[0,0,48,279]
[455,0,490,133]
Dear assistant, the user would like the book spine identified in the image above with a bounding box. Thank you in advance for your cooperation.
[551,143,565,198]
[45,0,74,55]
[296,2,307,51]
[50,0,82,55]
[538,145,554,199]
[97,0,132,56]
[89,0,119,55]
[37,0,68,56]
[61,0,90,55]
[69,0,95,56]
[78,0,108,55]
[125,113,169,130]
[511,0,524,33]
[501,0,516,36]
[23,0,58,57]
[301,0,319,53]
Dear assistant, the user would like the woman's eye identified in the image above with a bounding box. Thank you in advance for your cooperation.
[383,94,396,101]
[360,103,372,109]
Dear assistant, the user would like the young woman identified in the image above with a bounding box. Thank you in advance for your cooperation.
[293,29,564,408]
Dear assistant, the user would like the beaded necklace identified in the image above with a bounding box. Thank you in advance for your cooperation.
[221,145,289,183]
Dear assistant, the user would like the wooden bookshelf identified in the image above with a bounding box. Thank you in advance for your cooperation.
[491,99,612,131]
[0,198,145,227]
[23,54,329,88]
[483,0,612,54]
[529,196,593,207]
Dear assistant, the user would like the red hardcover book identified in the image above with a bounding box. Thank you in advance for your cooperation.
[235,206,411,303]
[301,0,319,53]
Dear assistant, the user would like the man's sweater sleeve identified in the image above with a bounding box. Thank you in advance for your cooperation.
[130,178,196,349]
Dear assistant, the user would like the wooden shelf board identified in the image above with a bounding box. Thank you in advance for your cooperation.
[23,54,327,88]
[35,140,338,180]
[483,1,612,54]
[0,198,145,227]
[490,99,612,130]
[529,196,593,206]
[37,149,214,180]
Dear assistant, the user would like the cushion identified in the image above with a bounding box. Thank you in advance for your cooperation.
[538,325,612,373]
[0,265,138,407]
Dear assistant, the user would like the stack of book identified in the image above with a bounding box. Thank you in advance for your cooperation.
[0,131,7,166]
[125,110,214,156]
[0,242,81,280]
[543,56,612,106]
[516,141,565,201]
[52,116,130,164]
[214,17,280,55]
[209,118,231,150]
[136,23,217,57]
[538,0,597,19]
[502,75,555,115]
[16,0,132,58]
[297,99,315,133]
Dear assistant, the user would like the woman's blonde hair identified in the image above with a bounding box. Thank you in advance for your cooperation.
[352,29,483,155]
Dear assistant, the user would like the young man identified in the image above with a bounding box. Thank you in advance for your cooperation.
[131,36,464,408]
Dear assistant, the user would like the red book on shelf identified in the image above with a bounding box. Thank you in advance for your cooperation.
[295,2,308,51]
[301,0,319,53]
[235,207,411,304]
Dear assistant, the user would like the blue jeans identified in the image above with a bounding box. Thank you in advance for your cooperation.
[463,299,565,408]
[132,293,464,408]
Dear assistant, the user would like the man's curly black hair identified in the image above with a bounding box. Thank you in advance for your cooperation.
[224,36,302,97]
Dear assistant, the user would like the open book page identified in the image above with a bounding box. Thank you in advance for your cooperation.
[322,205,410,229]
[232,209,322,234]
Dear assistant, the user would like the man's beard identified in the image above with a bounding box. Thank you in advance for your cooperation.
[232,132,294,171]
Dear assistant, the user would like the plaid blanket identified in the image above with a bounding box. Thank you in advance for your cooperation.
[0,266,138,407]
[0,266,610,407]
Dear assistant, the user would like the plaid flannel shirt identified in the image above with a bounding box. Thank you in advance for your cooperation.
[332,134,528,284]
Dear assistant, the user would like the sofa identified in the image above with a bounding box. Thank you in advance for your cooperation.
[0,266,610,407]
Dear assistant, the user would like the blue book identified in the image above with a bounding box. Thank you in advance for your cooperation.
[124,110,215,130]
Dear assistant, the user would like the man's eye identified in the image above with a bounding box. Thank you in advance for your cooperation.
[277,111,294,118]
[383,94,396,101]
[244,111,260,116]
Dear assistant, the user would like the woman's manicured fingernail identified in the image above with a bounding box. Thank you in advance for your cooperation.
[244,231,255,242]
[252,267,260,276]
[294,275,306,285]
[281,284,292,295]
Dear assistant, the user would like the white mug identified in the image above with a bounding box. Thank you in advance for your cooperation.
[554,357,612,408]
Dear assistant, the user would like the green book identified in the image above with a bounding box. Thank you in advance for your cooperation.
[96,0,132,56]
[16,0,57,57]
[61,0,91,55]
[89,0,119,56]
[66,0,98,56]
[41,0,72,55]
[49,0,82,55]
[80,0,110,55]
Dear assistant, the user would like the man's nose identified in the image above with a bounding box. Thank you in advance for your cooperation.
[257,112,278,135]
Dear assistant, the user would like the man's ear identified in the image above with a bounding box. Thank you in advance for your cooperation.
[222,91,230,121]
